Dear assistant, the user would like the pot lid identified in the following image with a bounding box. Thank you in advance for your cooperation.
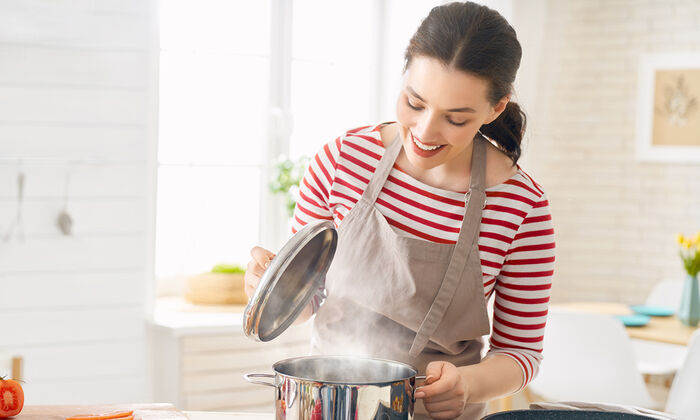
[243,220,338,342]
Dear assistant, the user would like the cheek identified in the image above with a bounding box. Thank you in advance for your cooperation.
[396,102,415,126]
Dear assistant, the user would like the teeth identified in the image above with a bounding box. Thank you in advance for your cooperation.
[412,134,442,151]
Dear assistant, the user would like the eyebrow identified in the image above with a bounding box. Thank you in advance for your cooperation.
[407,86,477,113]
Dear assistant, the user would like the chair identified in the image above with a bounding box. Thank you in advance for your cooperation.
[645,279,683,309]
[0,352,22,380]
[527,308,661,409]
[665,330,700,420]
[632,278,687,377]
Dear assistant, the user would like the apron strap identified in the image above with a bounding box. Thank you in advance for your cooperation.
[361,133,403,204]
[409,134,488,358]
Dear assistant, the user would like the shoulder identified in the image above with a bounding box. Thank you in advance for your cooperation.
[333,123,387,160]
[484,139,518,189]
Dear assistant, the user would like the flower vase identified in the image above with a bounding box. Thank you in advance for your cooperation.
[678,274,700,327]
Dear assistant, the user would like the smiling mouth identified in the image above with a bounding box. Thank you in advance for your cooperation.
[411,133,444,151]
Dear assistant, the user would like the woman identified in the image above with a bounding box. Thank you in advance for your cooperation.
[245,2,555,419]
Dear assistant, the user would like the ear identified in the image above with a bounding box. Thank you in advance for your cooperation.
[484,96,510,124]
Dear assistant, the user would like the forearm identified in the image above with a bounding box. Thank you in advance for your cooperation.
[458,354,523,403]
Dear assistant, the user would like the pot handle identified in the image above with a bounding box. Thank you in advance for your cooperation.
[415,375,427,381]
[243,373,277,388]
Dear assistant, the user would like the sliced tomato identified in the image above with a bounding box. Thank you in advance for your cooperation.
[65,410,134,420]
[0,377,24,418]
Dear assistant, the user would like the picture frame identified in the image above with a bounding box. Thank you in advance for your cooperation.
[636,52,700,162]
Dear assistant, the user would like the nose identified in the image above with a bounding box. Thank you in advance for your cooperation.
[413,111,440,142]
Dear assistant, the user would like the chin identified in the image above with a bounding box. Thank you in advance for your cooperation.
[404,147,443,170]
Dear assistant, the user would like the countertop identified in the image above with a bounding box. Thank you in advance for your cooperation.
[185,412,271,420]
[152,296,247,336]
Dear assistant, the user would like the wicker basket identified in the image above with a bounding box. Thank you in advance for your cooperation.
[184,272,248,305]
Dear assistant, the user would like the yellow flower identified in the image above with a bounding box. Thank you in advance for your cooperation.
[677,233,685,245]
[683,239,693,250]
[691,233,700,247]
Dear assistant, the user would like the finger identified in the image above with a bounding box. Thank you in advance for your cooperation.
[424,399,462,413]
[244,259,264,298]
[424,361,445,383]
[244,274,259,298]
[422,390,456,403]
[416,376,457,400]
[426,409,462,420]
[250,246,275,269]
[246,258,266,278]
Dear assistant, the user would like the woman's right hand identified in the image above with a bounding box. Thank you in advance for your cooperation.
[244,246,275,298]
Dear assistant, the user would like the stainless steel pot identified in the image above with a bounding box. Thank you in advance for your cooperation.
[244,356,426,420]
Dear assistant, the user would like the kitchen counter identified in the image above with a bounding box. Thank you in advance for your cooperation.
[185,412,272,420]
[151,297,312,412]
[152,296,248,336]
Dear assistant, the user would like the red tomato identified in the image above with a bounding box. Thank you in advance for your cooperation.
[0,378,24,418]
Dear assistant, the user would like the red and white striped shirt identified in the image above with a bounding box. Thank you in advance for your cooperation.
[291,123,555,389]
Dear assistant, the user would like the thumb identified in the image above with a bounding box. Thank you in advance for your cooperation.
[424,361,445,384]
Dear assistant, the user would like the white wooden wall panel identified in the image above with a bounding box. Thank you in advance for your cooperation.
[0,87,148,125]
[0,46,149,88]
[0,236,146,272]
[0,271,145,309]
[0,165,147,198]
[1,0,149,14]
[2,307,146,346]
[0,0,157,404]
[0,199,147,236]
[13,340,148,380]
[0,126,146,160]
[22,375,151,406]
[0,9,150,50]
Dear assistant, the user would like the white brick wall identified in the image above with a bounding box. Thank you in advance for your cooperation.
[520,0,700,303]
[0,0,157,404]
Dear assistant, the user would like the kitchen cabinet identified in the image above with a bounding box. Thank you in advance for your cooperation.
[152,298,312,412]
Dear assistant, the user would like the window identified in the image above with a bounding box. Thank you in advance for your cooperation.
[155,0,446,287]
[156,0,270,281]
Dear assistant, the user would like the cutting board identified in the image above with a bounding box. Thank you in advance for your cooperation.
[15,403,189,420]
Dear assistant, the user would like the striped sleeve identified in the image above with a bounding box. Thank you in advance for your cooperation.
[291,137,342,313]
[485,192,555,391]
[291,138,341,234]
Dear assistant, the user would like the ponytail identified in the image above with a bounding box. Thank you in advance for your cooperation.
[479,101,525,164]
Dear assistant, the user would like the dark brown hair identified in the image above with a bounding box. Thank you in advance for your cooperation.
[404,1,525,163]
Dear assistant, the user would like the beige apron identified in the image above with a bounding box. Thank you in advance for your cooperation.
[312,132,491,420]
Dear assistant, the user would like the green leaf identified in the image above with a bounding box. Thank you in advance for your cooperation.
[211,263,246,274]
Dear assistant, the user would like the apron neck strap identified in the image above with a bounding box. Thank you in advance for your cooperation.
[361,132,403,203]
[468,134,487,193]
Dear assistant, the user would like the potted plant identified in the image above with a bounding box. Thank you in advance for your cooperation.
[269,155,310,218]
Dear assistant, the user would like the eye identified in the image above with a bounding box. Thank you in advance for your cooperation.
[448,119,468,127]
[406,98,423,111]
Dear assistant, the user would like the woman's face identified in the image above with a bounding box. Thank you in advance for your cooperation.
[396,55,508,171]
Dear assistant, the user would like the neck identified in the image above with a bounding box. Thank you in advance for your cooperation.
[399,138,474,192]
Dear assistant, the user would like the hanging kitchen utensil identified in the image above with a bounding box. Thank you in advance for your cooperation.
[243,219,338,342]
[3,171,26,243]
[56,170,73,236]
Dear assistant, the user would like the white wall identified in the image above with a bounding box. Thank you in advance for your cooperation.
[0,0,157,404]
[515,0,700,303]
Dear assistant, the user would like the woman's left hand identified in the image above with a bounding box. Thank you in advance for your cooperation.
[414,361,468,420]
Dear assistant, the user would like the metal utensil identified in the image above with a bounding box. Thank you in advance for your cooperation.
[3,172,25,243]
[56,171,73,235]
